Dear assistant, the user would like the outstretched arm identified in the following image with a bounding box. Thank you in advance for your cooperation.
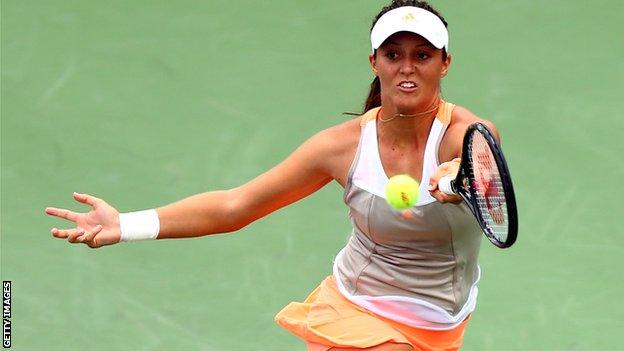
[46,130,335,247]
[157,133,333,238]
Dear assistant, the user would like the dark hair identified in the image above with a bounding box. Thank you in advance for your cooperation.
[362,0,448,113]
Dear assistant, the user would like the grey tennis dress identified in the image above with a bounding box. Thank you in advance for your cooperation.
[333,103,483,330]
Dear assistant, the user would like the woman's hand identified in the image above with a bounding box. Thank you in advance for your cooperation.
[45,192,121,248]
[428,158,463,204]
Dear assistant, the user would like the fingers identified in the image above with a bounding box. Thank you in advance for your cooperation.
[45,207,79,222]
[428,168,447,193]
[428,162,451,189]
[51,227,84,239]
[429,189,462,204]
[428,158,461,186]
[73,192,102,208]
[51,225,104,248]
[428,177,439,193]
[428,158,462,204]
[45,192,101,221]
[66,227,87,243]
[78,225,103,243]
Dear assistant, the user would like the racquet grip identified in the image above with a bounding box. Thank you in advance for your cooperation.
[438,175,456,195]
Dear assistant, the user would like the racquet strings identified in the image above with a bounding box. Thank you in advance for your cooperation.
[468,132,509,243]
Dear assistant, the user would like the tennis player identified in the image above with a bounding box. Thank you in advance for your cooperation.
[46,1,501,350]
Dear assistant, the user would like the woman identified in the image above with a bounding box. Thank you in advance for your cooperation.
[46,1,500,350]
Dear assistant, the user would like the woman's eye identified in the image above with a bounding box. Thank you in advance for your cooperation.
[386,52,399,60]
[417,52,430,60]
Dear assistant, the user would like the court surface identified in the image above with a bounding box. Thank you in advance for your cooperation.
[2,1,623,350]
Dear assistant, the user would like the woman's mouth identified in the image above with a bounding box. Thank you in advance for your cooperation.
[397,81,417,92]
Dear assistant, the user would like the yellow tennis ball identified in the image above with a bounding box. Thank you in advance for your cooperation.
[385,174,420,210]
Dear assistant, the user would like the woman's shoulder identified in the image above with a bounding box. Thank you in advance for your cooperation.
[313,115,362,144]
[439,104,501,161]
[303,115,363,182]
[449,104,500,141]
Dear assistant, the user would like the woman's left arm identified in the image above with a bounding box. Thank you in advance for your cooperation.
[428,106,500,204]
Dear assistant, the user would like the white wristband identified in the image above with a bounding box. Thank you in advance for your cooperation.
[119,209,160,242]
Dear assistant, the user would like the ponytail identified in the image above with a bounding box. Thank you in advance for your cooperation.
[363,76,381,113]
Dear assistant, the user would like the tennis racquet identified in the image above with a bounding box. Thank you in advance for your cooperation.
[439,123,518,248]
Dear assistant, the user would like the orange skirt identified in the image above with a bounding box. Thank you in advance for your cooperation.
[275,276,470,351]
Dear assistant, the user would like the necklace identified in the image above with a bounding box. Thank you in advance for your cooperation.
[378,103,440,123]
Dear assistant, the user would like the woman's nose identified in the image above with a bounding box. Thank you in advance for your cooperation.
[400,59,416,75]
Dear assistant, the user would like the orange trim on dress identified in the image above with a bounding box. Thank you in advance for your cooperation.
[437,101,455,125]
[275,276,470,351]
[360,107,381,126]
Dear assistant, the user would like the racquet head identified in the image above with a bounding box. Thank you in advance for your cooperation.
[463,123,517,248]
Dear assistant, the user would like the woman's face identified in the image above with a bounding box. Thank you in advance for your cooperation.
[370,31,451,115]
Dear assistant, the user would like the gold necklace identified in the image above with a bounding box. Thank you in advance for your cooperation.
[378,102,440,123]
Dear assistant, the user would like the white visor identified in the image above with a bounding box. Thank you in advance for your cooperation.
[370,7,448,52]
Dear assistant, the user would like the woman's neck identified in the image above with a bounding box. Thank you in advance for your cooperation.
[376,97,442,144]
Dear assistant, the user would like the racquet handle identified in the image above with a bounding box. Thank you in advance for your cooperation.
[438,175,456,195]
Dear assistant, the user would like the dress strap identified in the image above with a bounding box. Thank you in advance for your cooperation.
[360,107,381,126]
[436,101,455,125]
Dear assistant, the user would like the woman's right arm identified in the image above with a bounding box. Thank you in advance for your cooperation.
[156,128,336,238]
[45,124,352,248]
